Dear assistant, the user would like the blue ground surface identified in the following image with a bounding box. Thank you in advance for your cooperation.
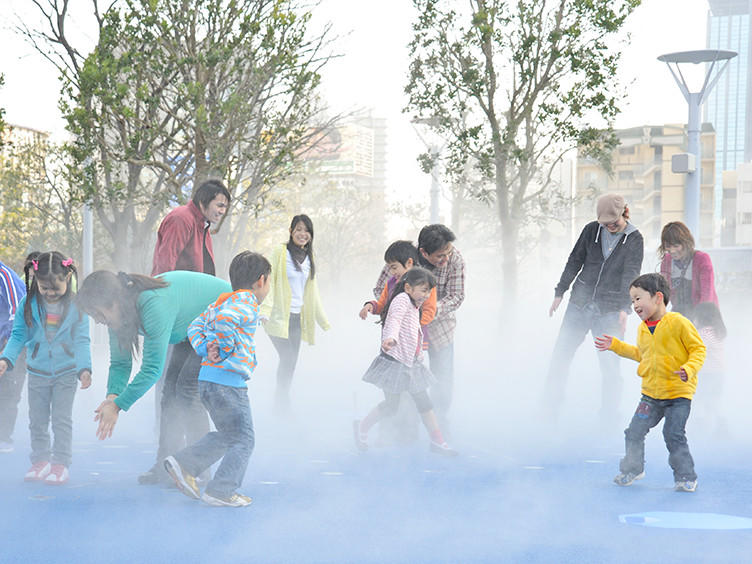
[3,417,752,564]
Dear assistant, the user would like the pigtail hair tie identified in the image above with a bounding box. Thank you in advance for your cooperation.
[31,260,39,271]
[62,258,73,267]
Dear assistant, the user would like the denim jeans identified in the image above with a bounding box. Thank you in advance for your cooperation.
[620,395,696,481]
[428,342,453,420]
[175,381,255,499]
[545,301,623,418]
[156,340,210,467]
[27,372,78,466]
[0,350,26,443]
[269,313,302,407]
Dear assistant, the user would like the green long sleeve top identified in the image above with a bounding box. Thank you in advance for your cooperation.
[108,271,231,411]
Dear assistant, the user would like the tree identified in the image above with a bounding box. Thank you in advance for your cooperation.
[405,0,639,311]
[0,74,7,149]
[22,0,337,271]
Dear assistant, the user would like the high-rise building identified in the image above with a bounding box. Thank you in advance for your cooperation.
[706,0,751,244]
[575,124,716,248]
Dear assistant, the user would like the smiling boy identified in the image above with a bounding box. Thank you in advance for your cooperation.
[595,273,705,492]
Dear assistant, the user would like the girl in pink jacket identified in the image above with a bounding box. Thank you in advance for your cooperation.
[353,268,455,456]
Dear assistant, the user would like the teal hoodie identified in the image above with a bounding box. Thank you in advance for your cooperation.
[107,271,230,411]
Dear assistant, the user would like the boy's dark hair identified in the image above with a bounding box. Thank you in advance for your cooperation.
[418,224,456,255]
[23,251,78,327]
[192,179,231,210]
[384,240,419,267]
[630,273,670,306]
[380,267,437,324]
[693,301,727,339]
[229,251,271,291]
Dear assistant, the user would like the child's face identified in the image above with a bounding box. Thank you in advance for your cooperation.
[290,221,311,248]
[37,274,70,304]
[404,282,431,307]
[630,286,663,322]
[386,260,410,279]
[253,274,271,303]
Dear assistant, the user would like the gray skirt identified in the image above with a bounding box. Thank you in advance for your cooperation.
[362,352,437,394]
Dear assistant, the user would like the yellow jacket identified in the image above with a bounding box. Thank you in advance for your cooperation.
[260,244,330,344]
[608,312,706,400]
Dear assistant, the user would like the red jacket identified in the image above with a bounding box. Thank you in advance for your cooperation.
[660,250,719,307]
[152,201,215,275]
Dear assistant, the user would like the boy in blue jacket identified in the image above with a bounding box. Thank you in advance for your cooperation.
[164,251,271,507]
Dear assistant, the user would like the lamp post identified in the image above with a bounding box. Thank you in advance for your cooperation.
[411,117,445,224]
[657,49,736,239]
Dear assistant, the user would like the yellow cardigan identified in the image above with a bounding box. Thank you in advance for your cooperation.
[259,244,330,344]
[609,312,706,400]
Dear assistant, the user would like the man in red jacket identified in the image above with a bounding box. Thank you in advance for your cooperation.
[152,179,231,276]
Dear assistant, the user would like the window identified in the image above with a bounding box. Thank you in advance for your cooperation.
[618,170,634,181]
[742,212,752,225]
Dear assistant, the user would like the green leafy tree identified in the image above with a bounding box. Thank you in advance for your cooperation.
[0,74,6,149]
[22,0,337,271]
[405,0,639,311]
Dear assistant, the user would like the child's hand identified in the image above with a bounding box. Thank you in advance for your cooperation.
[359,304,373,320]
[0,359,7,379]
[79,370,92,389]
[381,338,396,352]
[207,342,222,363]
[674,368,688,382]
[594,335,613,351]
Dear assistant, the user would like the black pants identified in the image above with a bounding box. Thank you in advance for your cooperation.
[269,313,302,406]
[0,348,25,443]
[156,340,210,466]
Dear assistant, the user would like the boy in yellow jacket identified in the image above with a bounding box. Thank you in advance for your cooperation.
[595,273,705,492]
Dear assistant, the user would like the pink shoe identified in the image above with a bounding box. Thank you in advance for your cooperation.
[25,461,51,481]
[45,464,69,485]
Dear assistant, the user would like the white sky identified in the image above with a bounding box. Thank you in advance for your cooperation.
[0,0,712,212]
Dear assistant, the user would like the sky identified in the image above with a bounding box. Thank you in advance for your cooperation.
[0,0,711,212]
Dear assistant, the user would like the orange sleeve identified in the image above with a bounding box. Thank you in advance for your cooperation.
[420,287,437,326]
[372,284,390,314]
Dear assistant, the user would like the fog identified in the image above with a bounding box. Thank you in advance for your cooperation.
[4,231,752,563]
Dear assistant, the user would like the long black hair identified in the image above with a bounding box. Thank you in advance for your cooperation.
[23,251,78,327]
[380,267,436,325]
[286,214,316,278]
[76,270,168,354]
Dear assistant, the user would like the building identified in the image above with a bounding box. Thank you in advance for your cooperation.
[576,124,716,248]
[706,0,751,242]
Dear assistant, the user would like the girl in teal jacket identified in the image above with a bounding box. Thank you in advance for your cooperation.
[0,252,91,485]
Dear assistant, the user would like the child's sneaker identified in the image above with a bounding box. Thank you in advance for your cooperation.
[24,461,51,482]
[613,471,645,486]
[429,440,458,457]
[675,479,697,492]
[45,464,69,485]
[201,491,252,507]
[353,420,368,452]
[164,456,200,500]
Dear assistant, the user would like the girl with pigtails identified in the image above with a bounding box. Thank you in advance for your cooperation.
[0,251,92,485]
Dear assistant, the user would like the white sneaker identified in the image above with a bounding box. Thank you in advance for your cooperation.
[0,441,13,453]
[675,479,697,492]
[45,464,69,485]
[164,456,200,500]
[201,491,252,507]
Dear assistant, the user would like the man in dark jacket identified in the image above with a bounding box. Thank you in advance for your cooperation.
[546,194,644,424]
[0,259,26,452]
[151,179,231,276]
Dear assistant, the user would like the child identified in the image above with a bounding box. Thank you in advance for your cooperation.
[0,252,91,484]
[359,241,437,336]
[164,251,271,507]
[595,273,705,492]
[693,301,726,433]
[354,267,455,456]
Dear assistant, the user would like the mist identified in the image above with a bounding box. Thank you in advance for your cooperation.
[3,227,752,564]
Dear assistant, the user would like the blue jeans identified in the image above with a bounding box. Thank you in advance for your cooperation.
[269,313,302,407]
[620,395,696,481]
[27,372,78,466]
[546,301,623,417]
[174,381,255,499]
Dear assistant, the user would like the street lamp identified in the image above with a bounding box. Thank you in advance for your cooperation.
[657,49,736,239]
[411,116,446,224]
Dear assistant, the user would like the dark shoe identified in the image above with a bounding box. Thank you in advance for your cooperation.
[138,464,170,485]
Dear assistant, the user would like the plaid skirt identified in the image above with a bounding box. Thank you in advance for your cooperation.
[362,352,437,394]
